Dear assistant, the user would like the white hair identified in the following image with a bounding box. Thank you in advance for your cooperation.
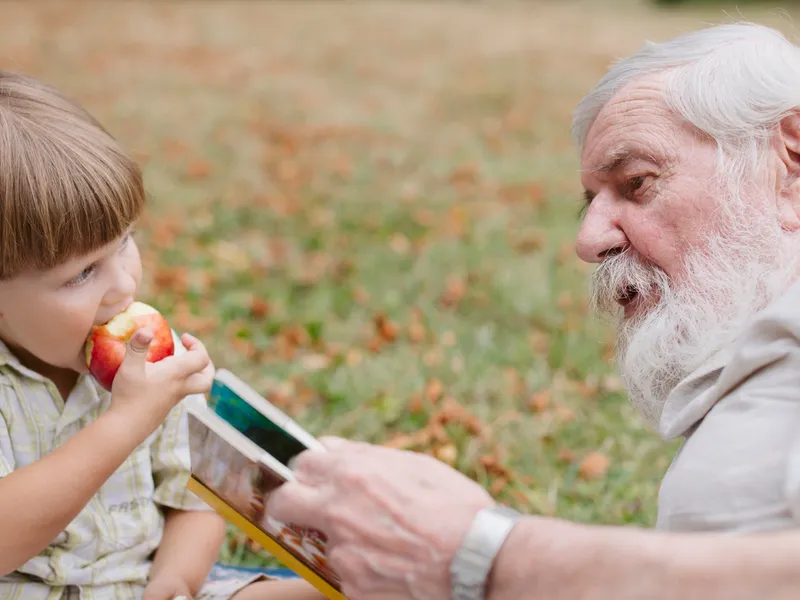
[572,22,800,187]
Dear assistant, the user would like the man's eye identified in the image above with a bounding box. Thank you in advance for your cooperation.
[629,176,646,191]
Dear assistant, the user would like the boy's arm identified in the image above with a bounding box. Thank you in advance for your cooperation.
[0,409,152,575]
[146,508,226,596]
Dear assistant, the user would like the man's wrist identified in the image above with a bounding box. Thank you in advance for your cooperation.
[450,504,522,600]
[485,516,598,600]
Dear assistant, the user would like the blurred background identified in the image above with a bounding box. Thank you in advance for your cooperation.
[8,0,797,566]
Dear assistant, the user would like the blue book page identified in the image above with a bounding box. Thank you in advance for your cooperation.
[209,379,309,467]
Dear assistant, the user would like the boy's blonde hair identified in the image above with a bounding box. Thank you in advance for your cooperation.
[0,71,145,280]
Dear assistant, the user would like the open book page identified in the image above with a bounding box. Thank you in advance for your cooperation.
[187,409,342,593]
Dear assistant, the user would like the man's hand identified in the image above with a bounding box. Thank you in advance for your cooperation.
[143,573,193,600]
[267,437,495,600]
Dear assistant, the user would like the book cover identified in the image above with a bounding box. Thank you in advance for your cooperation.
[208,369,324,465]
[186,406,345,600]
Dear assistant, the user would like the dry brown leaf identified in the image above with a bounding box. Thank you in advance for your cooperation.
[389,234,412,255]
[479,455,514,480]
[423,348,444,366]
[249,297,270,320]
[352,287,370,305]
[440,275,466,308]
[408,392,425,415]
[558,449,577,463]
[489,478,508,496]
[435,444,458,466]
[579,452,610,480]
[527,391,551,413]
[408,321,426,344]
[185,158,212,179]
[554,405,576,423]
[345,348,363,367]
[425,379,444,403]
[374,313,399,343]
[556,292,573,310]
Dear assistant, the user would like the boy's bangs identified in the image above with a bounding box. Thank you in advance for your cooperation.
[0,113,145,280]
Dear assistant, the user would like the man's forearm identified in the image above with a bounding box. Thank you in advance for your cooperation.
[487,516,800,600]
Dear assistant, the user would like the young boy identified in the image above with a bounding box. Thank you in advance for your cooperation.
[0,71,326,600]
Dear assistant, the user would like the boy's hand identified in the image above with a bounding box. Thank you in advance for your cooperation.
[109,329,214,438]
[143,573,193,600]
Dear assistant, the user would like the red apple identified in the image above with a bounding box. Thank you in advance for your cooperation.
[85,301,175,391]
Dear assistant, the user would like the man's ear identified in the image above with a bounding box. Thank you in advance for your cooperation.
[775,111,800,231]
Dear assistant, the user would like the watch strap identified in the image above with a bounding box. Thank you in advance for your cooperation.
[450,504,522,600]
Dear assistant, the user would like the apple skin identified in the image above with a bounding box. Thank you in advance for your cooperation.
[84,301,175,391]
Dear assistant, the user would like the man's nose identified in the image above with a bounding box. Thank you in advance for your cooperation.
[574,198,627,264]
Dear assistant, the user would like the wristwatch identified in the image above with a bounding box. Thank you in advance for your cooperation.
[450,504,523,600]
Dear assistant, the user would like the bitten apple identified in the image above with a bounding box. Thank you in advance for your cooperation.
[84,301,175,391]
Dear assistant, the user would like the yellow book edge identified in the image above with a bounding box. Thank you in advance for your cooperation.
[187,476,347,600]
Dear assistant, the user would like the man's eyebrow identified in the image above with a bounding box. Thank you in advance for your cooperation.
[594,147,661,174]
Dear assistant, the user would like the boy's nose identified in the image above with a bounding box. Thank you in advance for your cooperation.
[104,266,138,308]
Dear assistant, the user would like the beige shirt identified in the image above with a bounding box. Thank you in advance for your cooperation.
[0,334,211,600]
[657,278,800,533]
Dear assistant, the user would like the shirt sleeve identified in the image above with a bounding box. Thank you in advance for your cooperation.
[150,330,213,511]
[0,384,14,477]
[150,394,212,511]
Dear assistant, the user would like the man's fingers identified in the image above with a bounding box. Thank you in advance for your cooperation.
[267,482,327,532]
[289,447,340,486]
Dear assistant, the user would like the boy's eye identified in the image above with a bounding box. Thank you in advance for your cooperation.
[66,265,96,287]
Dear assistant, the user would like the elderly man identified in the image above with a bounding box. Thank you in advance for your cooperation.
[268,22,800,599]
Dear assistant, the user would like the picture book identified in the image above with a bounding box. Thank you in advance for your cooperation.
[186,370,345,600]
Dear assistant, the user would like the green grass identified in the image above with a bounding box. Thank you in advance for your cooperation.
[6,0,799,567]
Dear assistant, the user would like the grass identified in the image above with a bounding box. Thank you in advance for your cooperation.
[4,0,799,567]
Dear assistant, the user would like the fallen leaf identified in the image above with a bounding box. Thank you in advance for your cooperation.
[527,391,551,413]
[558,449,577,463]
[353,287,370,305]
[425,379,444,403]
[389,234,411,255]
[489,478,508,496]
[300,354,331,372]
[554,405,576,423]
[448,163,479,187]
[435,443,458,466]
[579,452,610,480]
[185,158,212,180]
[249,297,270,320]
[374,313,399,343]
[345,348,363,367]
[440,275,466,308]
[408,392,425,415]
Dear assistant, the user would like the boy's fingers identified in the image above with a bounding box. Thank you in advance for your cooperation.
[118,329,153,375]
[167,349,212,380]
[182,367,215,396]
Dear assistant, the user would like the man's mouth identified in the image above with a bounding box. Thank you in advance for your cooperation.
[617,285,642,317]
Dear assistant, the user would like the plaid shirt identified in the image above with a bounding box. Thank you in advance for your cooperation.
[0,335,212,600]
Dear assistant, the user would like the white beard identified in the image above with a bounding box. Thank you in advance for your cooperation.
[590,194,800,430]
